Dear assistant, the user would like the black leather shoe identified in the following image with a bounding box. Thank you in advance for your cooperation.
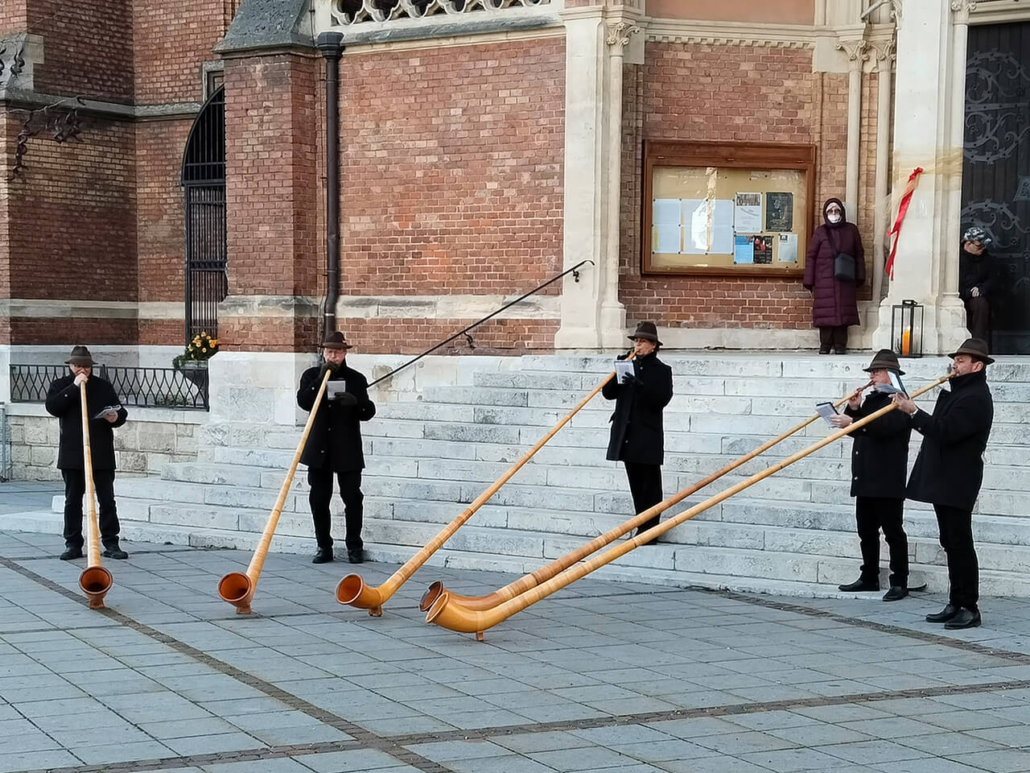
[819,348,831,355]
[838,578,879,592]
[883,586,908,602]
[926,603,960,623]
[348,550,365,564]
[312,548,334,564]
[944,607,982,629]
[59,547,83,561]
[103,546,129,560]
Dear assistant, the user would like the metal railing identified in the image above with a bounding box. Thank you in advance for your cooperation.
[367,259,593,388]
[9,364,209,411]
[0,404,10,482]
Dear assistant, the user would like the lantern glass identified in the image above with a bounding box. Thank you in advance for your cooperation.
[891,299,924,358]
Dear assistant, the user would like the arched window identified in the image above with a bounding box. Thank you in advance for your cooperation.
[181,87,227,341]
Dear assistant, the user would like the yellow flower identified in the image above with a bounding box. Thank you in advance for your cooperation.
[210,339,219,347]
[201,332,207,337]
[202,348,207,353]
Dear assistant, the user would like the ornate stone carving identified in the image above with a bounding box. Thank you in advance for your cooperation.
[951,0,978,14]
[871,39,896,72]
[606,22,639,48]
[331,0,551,26]
[836,39,868,69]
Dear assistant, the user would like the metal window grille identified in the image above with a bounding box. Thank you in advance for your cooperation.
[9,365,209,411]
[182,87,227,343]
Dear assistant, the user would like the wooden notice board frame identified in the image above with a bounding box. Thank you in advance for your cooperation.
[641,140,817,277]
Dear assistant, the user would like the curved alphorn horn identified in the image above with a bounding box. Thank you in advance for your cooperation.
[427,375,951,638]
[218,368,333,614]
[420,381,874,613]
[338,351,635,616]
[78,381,113,610]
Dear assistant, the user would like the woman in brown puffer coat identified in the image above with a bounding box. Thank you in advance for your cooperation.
[803,197,865,354]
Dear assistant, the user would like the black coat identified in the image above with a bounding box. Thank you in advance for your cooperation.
[601,352,673,466]
[958,243,992,300]
[907,369,994,510]
[298,363,376,473]
[843,390,911,499]
[45,374,128,471]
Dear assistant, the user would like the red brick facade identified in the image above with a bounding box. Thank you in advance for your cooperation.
[619,42,853,331]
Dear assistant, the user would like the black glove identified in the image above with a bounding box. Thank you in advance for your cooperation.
[621,373,638,388]
[319,361,340,378]
[333,391,358,407]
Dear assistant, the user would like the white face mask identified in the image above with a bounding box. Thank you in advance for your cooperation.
[827,213,842,224]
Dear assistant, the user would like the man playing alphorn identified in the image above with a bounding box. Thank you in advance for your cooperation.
[45,346,129,561]
[893,338,995,630]
[830,350,912,601]
[297,331,376,565]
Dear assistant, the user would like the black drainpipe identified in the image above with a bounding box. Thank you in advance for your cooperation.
[317,31,345,337]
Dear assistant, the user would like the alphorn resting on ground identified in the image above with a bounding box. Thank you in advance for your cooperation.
[337,353,635,617]
[419,382,872,615]
[425,375,953,640]
[78,380,113,610]
[218,368,333,614]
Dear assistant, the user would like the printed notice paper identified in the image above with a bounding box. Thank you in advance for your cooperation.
[777,233,799,263]
[734,192,762,233]
[683,199,734,254]
[815,402,838,427]
[733,235,754,264]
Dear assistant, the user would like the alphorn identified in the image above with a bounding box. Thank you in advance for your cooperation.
[420,382,872,613]
[218,368,333,614]
[426,375,952,639]
[338,352,635,616]
[78,381,113,610]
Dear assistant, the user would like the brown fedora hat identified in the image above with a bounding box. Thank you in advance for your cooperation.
[948,337,994,365]
[863,349,904,375]
[65,345,95,367]
[628,321,663,346]
[322,331,353,350]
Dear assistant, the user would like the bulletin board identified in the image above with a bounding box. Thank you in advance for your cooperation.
[641,141,817,277]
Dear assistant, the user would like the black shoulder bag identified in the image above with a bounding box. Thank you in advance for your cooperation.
[829,227,857,282]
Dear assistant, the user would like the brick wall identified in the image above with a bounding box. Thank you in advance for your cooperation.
[0,111,10,345]
[9,318,138,345]
[24,0,134,103]
[341,318,560,356]
[6,116,137,304]
[619,42,854,331]
[338,38,565,298]
[132,0,230,104]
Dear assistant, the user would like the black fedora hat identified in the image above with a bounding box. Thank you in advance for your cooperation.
[322,331,353,350]
[65,345,95,367]
[628,321,663,346]
[863,349,904,375]
[948,337,994,365]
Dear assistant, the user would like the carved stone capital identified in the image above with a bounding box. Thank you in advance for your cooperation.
[951,0,977,15]
[836,39,869,70]
[871,39,896,72]
[606,21,639,48]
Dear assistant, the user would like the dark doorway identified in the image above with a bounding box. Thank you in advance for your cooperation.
[181,87,227,342]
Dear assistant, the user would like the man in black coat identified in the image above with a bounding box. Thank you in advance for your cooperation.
[959,226,993,345]
[893,338,994,630]
[830,350,912,601]
[602,321,674,544]
[298,331,376,564]
[45,346,129,561]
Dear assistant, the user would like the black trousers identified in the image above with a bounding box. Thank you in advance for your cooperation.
[934,503,979,610]
[964,296,990,345]
[62,469,121,550]
[625,462,663,541]
[854,496,908,587]
[308,468,364,551]
[819,325,849,353]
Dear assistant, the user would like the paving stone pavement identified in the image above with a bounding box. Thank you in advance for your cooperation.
[1,517,1030,773]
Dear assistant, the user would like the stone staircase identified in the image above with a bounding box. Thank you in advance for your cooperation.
[38,354,1030,597]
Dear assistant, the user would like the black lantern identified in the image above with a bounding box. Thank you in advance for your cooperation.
[891,299,924,358]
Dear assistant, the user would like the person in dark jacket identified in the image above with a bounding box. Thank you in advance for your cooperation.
[829,350,912,601]
[45,346,129,561]
[893,338,994,630]
[803,198,865,355]
[297,331,376,564]
[959,226,993,345]
[602,321,674,544]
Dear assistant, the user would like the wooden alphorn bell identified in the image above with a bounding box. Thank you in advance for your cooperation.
[426,375,951,639]
[419,381,874,614]
[78,381,113,609]
[337,351,636,616]
[218,368,333,614]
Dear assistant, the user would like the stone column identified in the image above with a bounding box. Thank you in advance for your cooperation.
[555,4,639,349]
[837,39,867,218]
[872,0,969,354]
[872,39,895,306]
